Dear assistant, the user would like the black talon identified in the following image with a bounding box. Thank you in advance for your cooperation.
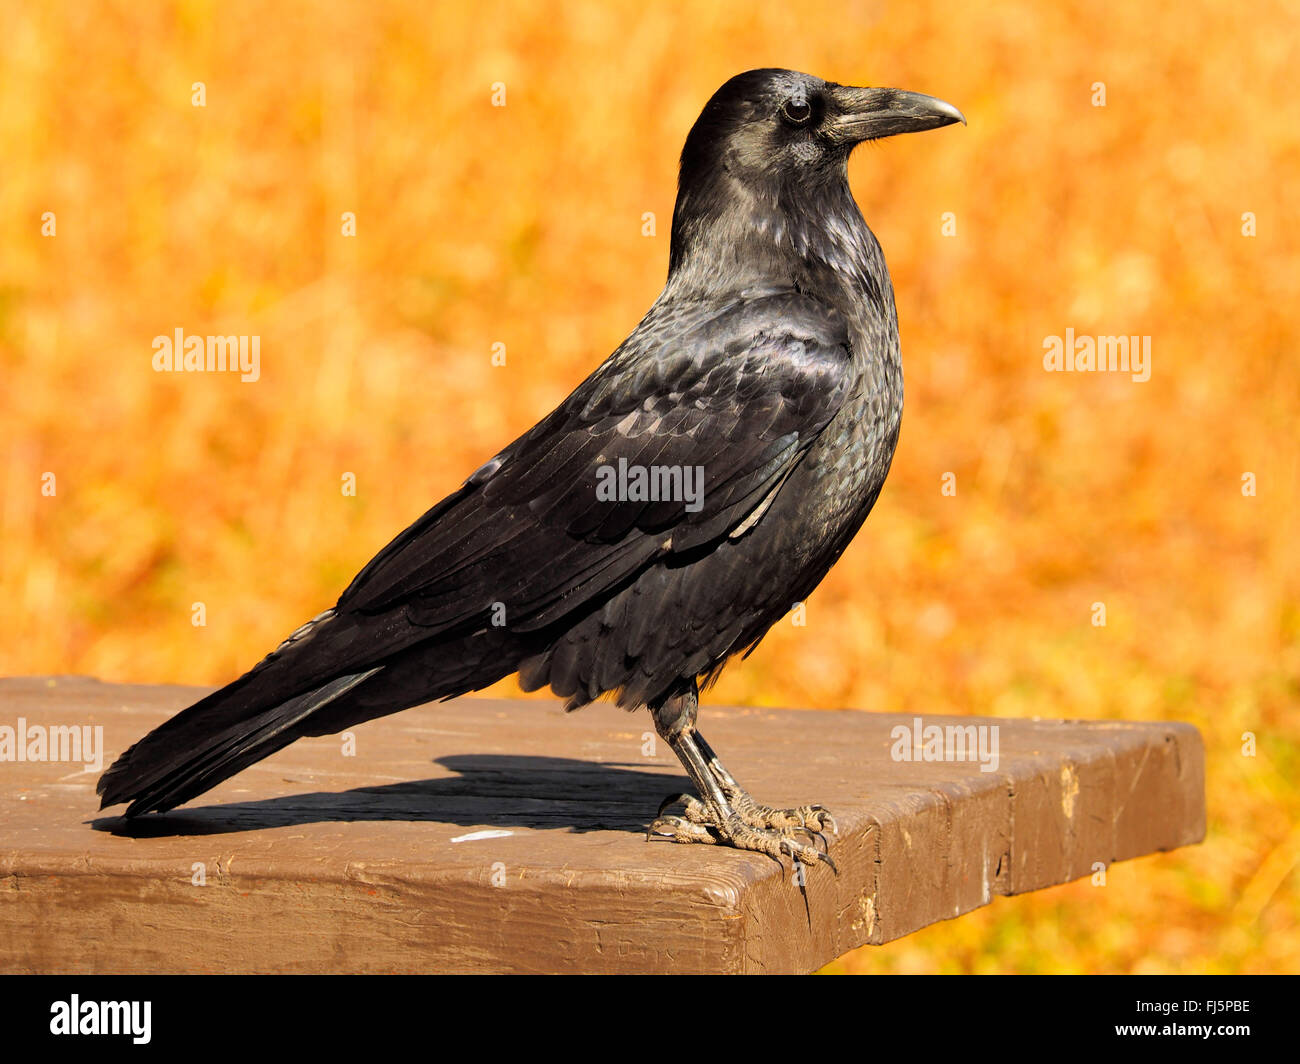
[646,813,685,841]
[808,806,839,836]
[656,792,695,818]
[787,825,825,850]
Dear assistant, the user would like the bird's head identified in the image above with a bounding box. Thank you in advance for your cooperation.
[680,68,964,190]
[670,68,964,276]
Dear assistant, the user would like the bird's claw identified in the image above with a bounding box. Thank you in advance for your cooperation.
[807,805,838,837]
[656,792,710,822]
[649,792,838,873]
[781,835,838,874]
[647,813,718,845]
[726,791,839,837]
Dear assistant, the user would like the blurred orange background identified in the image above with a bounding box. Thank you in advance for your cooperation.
[2,0,1297,973]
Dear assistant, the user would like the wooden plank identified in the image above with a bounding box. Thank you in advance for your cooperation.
[0,676,1205,973]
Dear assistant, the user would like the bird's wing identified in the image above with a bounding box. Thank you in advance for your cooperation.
[337,290,854,635]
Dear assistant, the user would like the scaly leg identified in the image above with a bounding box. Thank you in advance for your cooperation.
[644,682,836,871]
[694,730,837,836]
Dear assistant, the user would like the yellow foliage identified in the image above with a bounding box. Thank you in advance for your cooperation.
[1,0,1297,973]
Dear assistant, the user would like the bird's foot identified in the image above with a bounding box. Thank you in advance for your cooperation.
[648,793,837,871]
[653,789,836,841]
[726,789,838,836]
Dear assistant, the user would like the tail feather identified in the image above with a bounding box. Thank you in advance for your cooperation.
[98,668,381,816]
[97,612,535,817]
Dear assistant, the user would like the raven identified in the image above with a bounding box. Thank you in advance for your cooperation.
[99,69,964,869]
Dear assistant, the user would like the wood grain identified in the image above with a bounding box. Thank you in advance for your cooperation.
[0,676,1204,973]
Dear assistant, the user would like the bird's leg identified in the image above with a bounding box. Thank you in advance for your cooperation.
[646,684,836,870]
[693,730,838,837]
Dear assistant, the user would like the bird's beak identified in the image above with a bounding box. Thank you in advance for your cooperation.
[825,86,966,145]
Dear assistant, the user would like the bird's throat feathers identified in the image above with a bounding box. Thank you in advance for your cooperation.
[667,167,886,313]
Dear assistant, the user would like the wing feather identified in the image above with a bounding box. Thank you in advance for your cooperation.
[337,292,853,640]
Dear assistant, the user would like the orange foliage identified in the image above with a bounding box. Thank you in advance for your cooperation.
[1,0,1297,973]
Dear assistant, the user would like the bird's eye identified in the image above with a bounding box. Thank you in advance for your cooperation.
[781,98,813,125]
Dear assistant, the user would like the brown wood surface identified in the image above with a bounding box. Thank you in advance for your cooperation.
[0,675,1205,973]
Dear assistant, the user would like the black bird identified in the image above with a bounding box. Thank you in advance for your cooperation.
[99,69,964,868]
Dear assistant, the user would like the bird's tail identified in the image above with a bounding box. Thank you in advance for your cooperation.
[97,605,534,817]
[96,666,381,817]
[96,606,394,816]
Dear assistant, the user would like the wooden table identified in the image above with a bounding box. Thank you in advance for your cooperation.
[0,676,1204,973]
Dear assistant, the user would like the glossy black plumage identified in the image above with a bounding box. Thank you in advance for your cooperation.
[98,69,964,831]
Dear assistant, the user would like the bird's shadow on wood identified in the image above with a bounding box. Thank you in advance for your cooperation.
[89,754,691,838]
